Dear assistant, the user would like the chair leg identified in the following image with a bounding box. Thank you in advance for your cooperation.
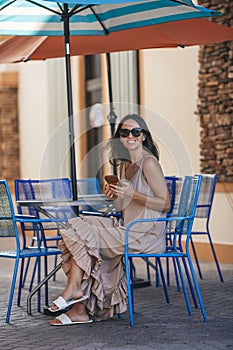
[206,230,224,282]
[126,256,134,327]
[155,258,160,287]
[44,255,49,307]
[175,257,192,316]
[166,235,172,286]
[22,231,37,287]
[190,236,203,279]
[22,257,32,287]
[29,258,37,292]
[187,255,208,322]
[37,256,41,313]
[28,226,41,292]
[6,259,20,323]
[181,257,198,309]
[190,230,224,283]
[166,235,181,290]
[166,256,170,286]
[17,258,25,306]
[52,229,60,282]
[52,253,58,282]
[129,258,135,314]
[157,258,170,304]
[172,257,181,291]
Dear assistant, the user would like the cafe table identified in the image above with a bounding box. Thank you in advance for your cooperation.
[17,194,115,222]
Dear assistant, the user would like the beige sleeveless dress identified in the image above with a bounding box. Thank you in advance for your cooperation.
[59,156,166,321]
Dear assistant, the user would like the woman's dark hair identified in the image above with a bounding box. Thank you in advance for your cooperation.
[107,114,159,166]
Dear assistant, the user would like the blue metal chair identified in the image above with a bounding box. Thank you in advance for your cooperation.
[0,180,62,323]
[125,175,208,326]
[191,174,224,282]
[14,178,74,292]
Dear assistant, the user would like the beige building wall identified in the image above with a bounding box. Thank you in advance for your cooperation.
[142,46,200,175]
[142,47,233,255]
[18,58,71,180]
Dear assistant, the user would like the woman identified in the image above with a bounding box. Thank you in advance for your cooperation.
[49,114,170,326]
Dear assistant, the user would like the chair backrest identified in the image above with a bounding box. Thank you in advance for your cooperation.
[15,179,37,217]
[165,176,184,235]
[173,175,202,242]
[0,180,18,240]
[194,174,216,219]
[165,176,182,216]
[15,178,73,221]
[15,178,72,201]
[75,178,101,196]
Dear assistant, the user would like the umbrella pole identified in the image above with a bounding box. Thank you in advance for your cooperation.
[63,5,78,207]
[106,53,118,175]
[106,53,117,137]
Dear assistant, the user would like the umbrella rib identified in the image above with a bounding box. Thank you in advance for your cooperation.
[90,7,109,35]
[26,0,62,16]
[69,4,86,16]
[171,0,193,6]
[57,2,64,12]
[0,0,16,11]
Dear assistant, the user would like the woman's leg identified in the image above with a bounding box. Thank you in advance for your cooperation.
[50,257,85,311]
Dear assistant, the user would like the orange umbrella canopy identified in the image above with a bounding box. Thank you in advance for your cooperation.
[0,18,233,63]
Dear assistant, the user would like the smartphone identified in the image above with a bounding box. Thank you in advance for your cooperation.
[104,175,119,185]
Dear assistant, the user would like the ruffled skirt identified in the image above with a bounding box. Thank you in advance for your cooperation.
[59,215,166,321]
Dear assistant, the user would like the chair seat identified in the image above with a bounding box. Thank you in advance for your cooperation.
[0,247,61,258]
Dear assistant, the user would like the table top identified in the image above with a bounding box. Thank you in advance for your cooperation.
[17,194,113,207]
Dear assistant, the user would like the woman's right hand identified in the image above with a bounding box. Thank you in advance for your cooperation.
[103,183,118,199]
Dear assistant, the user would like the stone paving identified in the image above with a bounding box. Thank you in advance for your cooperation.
[0,250,232,350]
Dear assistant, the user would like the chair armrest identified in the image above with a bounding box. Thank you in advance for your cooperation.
[124,215,193,243]
[15,216,68,223]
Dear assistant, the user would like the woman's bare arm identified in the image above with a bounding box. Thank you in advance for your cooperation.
[115,157,170,212]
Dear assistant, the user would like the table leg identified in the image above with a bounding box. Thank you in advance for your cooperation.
[27,262,62,315]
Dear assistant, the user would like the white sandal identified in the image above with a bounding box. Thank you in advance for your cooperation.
[50,313,93,326]
[48,295,88,312]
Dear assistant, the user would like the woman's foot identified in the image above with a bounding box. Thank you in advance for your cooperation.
[49,303,91,325]
[49,286,85,312]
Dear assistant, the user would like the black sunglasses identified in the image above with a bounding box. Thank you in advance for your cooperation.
[119,127,144,138]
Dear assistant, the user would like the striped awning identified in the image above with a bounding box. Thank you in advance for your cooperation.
[0,0,221,37]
